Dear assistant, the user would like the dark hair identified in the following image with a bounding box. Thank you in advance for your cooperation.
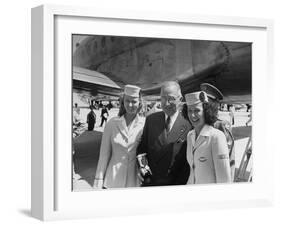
[181,101,218,126]
[181,103,188,120]
[203,102,219,125]
[118,92,143,117]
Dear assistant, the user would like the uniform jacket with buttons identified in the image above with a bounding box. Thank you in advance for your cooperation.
[137,111,192,186]
[95,115,145,188]
[186,125,232,184]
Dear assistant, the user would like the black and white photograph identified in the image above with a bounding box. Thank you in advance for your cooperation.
[71,34,252,191]
[1,0,280,224]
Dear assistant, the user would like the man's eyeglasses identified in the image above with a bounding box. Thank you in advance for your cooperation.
[161,95,181,104]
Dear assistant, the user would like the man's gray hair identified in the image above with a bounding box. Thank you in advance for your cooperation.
[160,81,182,97]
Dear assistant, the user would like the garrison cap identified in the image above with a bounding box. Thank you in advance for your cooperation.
[185,91,208,106]
[200,83,223,101]
[124,84,141,97]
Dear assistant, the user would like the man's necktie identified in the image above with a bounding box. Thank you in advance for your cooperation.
[165,116,171,132]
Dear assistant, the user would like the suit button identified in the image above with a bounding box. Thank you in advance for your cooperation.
[167,168,171,175]
[192,164,195,169]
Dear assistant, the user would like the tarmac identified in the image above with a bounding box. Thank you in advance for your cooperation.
[72,108,252,191]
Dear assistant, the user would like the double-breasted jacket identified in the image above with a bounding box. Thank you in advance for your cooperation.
[95,115,145,188]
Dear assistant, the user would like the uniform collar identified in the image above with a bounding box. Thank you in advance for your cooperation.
[198,124,212,137]
[118,114,143,136]
[118,115,128,134]
[190,124,212,136]
[122,114,142,125]
[190,124,212,149]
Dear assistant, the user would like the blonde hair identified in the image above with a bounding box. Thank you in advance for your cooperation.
[118,92,144,117]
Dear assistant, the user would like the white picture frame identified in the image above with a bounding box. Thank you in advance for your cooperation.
[31,4,274,221]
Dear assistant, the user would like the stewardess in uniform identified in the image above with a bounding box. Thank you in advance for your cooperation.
[200,83,235,181]
[136,81,192,186]
[184,91,231,184]
[94,85,145,188]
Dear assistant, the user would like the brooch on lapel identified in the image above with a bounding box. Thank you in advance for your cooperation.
[180,125,186,134]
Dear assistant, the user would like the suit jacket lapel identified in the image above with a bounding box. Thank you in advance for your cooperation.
[155,112,189,163]
[116,116,128,140]
[128,115,144,138]
[158,112,168,146]
[128,115,137,138]
[193,125,211,152]
[194,136,206,151]
[167,113,188,143]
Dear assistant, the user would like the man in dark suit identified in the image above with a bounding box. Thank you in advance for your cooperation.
[87,106,96,131]
[137,81,192,186]
[99,105,109,127]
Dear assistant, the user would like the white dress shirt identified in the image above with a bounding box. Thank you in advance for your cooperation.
[165,111,179,132]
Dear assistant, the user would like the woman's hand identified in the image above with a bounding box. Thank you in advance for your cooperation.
[138,166,152,184]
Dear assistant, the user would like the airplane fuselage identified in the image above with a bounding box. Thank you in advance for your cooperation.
[73,36,251,103]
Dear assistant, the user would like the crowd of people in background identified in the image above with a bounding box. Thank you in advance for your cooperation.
[73,95,251,137]
[72,101,114,136]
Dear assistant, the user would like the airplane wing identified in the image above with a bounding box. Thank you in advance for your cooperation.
[73,66,122,97]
